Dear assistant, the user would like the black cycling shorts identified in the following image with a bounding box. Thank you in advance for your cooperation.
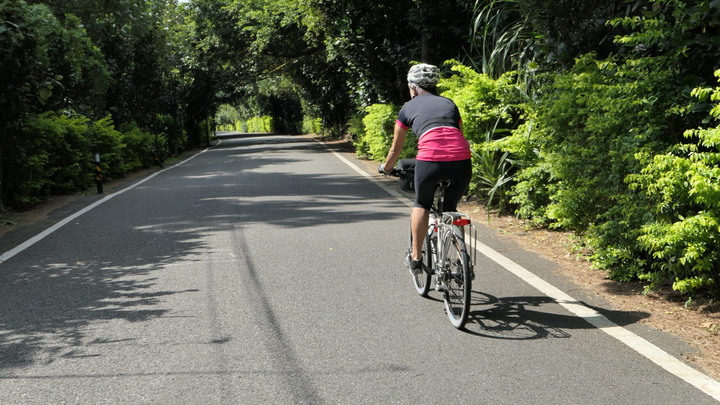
[413,159,472,211]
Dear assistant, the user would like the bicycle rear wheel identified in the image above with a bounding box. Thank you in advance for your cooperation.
[411,230,433,296]
[442,226,472,329]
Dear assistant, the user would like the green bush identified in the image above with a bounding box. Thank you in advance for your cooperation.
[302,116,323,135]
[355,103,416,161]
[246,116,274,132]
[232,121,247,132]
[120,123,168,171]
[154,114,187,156]
[215,104,241,128]
[1,112,140,207]
[1,111,174,208]
[498,53,702,289]
[625,70,720,296]
[439,60,525,144]
[346,111,365,142]
[4,112,93,206]
[504,54,682,226]
[86,116,126,180]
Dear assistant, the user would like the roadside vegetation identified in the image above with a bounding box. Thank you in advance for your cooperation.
[2,0,720,298]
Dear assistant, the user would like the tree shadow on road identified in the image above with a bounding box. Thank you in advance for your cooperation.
[0,135,404,374]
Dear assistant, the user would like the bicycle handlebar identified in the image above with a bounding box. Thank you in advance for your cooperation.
[378,165,411,178]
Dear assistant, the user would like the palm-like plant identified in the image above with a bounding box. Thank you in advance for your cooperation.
[472,147,516,212]
[468,0,537,81]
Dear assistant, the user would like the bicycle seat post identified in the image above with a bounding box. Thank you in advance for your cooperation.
[436,180,451,214]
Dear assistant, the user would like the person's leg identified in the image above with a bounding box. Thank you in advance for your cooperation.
[440,159,472,212]
[411,160,436,262]
[411,207,429,260]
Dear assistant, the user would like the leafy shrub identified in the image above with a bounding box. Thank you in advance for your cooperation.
[246,116,274,133]
[154,114,187,156]
[2,112,128,207]
[346,111,365,142]
[85,116,126,180]
[120,123,168,171]
[355,103,416,161]
[496,53,704,289]
[439,60,525,144]
[234,121,247,132]
[302,116,323,135]
[215,104,241,128]
[505,54,683,226]
[2,112,171,208]
[626,70,720,296]
[4,112,90,206]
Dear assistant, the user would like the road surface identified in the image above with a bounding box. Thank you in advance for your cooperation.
[0,133,718,404]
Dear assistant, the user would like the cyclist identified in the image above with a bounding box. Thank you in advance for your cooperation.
[379,63,472,274]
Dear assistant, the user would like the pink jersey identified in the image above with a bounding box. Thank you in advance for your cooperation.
[396,121,471,161]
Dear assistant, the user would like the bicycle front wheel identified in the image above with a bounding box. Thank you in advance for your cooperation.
[411,230,433,297]
[442,226,472,329]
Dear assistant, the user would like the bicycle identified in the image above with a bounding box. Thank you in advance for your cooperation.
[388,159,477,329]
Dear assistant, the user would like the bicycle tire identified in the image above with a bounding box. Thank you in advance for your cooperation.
[442,226,472,329]
[411,230,433,296]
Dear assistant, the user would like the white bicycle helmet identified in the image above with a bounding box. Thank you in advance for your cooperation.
[407,63,440,88]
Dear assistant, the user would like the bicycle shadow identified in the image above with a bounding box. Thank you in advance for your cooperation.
[460,292,650,340]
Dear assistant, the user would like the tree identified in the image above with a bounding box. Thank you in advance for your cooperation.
[0,0,110,207]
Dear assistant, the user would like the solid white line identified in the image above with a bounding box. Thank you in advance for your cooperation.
[0,148,211,264]
[323,142,720,401]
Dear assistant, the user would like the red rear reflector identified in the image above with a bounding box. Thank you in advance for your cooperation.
[453,218,471,226]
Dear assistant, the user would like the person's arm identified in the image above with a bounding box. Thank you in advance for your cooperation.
[380,122,408,173]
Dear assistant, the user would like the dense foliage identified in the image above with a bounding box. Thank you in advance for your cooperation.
[488,0,720,297]
[626,70,720,294]
[0,0,196,209]
[353,104,409,161]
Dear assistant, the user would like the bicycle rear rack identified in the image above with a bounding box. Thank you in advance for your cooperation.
[441,212,478,268]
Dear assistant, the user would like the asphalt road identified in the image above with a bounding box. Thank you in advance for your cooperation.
[0,133,718,404]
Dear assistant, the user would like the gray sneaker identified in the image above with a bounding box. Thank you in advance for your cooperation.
[404,253,423,275]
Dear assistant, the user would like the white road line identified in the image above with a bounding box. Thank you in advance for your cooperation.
[322,144,720,402]
[0,148,210,264]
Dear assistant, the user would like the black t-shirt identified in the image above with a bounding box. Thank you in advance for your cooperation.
[397,93,461,138]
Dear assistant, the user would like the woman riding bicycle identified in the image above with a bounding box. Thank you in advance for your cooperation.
[379,63,472,274]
